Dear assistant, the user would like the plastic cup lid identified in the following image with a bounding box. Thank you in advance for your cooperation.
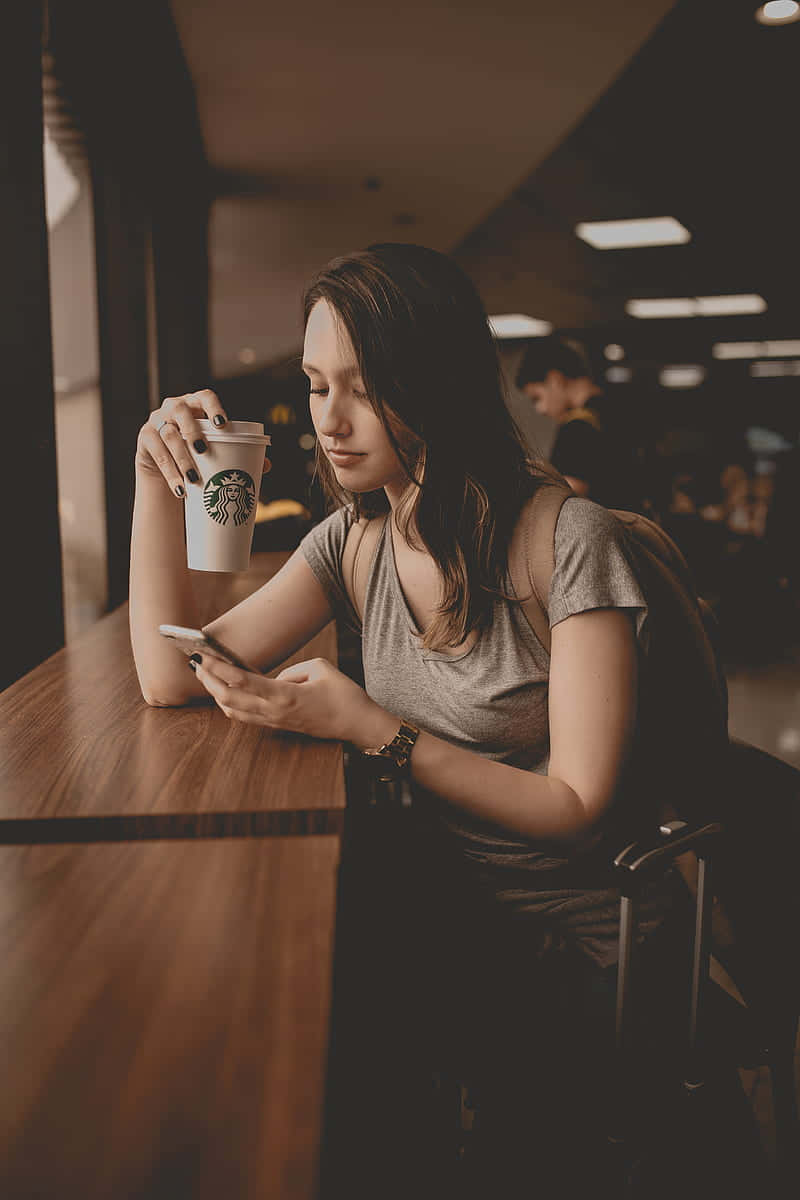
[196,418,270,443]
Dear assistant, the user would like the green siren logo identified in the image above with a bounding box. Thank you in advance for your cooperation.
[203,469,256,527]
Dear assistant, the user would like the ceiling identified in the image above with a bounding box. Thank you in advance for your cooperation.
[170,0,800,441]
[170,0,674,373]
[456,0,800,367]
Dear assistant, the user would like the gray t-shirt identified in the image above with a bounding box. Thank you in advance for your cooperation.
[301,497,676,966]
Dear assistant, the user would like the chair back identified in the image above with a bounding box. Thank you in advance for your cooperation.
[715,740,800,1034]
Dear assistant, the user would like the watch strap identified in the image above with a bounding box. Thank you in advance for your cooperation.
[362,720,420,781]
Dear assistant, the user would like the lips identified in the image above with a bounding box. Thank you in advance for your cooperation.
[327,449,365,465]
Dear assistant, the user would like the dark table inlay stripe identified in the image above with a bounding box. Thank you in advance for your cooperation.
[0,807,346,844]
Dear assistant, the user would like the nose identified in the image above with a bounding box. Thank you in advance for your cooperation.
[313,391,353,439]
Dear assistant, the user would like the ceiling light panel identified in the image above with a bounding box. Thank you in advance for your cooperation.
[713,339,800,359]
[755,1,800,26]
[488,314,552,338]
[627,295,767,319]
[750,360,800,377]
[694,294,766,316]
[575,217,690,249]
[626,298,696,318]
[659,365,706,388]
[713,342,767,359]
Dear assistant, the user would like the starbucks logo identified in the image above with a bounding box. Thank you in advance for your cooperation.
[203,469,256,527]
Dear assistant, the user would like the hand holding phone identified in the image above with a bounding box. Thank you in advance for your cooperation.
[158,625,258,672]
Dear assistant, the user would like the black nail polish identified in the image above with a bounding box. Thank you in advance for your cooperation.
[189,653,202,664]
[186,468,199,483]
[175,483,185,497]
[213,415,226,427]
[193,439,208,453]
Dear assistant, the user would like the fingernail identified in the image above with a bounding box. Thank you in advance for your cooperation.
[213,415,226,427]
[186,468,199,483]
[175,483,185,497]
[193,439,208,453]
[189,653,202,664]
[188,659,197,671]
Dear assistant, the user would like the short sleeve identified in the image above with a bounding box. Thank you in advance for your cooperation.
[299,508,354,620]
[548,497,649,651]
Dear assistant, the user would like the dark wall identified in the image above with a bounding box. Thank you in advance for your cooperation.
[50,0,210,611]
[212,361,326,528]
[1,3,64,690]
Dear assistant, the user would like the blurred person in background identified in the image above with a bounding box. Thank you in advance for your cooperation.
[657,449,794,666]
[516,336,648,514]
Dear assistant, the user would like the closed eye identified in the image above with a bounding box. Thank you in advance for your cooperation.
[308,386,369,401]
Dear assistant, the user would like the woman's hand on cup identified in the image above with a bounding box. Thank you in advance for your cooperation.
[135,389,227,498]
[135,389,271,498]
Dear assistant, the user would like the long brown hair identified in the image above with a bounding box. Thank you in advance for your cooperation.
[302,243,544,650]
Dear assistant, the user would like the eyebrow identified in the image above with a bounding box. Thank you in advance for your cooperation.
[301,362,361,379]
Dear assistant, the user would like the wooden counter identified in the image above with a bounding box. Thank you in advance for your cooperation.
[0,553,345,841]
[0,551,349,1197]
[0,837,339,1199]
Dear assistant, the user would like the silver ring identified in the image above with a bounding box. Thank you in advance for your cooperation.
[157,418,175,435]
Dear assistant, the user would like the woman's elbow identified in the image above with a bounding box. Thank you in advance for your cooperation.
[142,689,213,707]
[138,673,200,707]
[545,777,607,842]
[141,689,188,707]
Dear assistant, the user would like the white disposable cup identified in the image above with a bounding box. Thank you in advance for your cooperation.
[184,419,271,572]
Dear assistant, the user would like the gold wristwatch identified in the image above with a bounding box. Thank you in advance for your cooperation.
[362,720,420,782]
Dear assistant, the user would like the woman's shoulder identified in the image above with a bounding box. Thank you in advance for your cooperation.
[549,496,646,627]
[554,496,622,546]
[299,505,352,569]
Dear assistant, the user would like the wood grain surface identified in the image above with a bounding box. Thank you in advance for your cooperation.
[0,553,346,834]
[0,837,340,1199]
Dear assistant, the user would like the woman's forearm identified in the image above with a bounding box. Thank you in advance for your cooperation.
[352,709,590,842]
[412,732,589,840]
[128,471,217,705]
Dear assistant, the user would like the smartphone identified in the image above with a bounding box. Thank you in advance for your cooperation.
[158,625,257,672]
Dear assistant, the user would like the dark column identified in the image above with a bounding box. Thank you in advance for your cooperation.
[0,3,65,690]
[49,0,210,611]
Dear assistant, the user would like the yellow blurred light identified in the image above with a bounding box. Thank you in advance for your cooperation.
[255,499,311,524]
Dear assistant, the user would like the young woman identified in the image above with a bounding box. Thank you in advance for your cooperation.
[130,243,686,1192]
